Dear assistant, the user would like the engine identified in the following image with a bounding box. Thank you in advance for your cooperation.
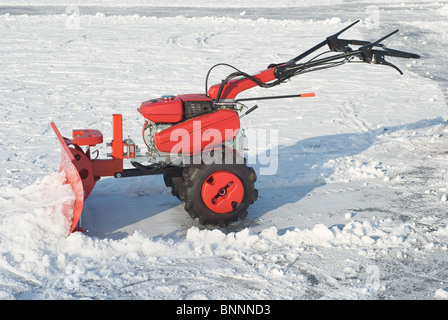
[138,94,241,164]
[142,121,173,163]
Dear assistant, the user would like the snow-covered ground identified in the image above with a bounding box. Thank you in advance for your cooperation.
[1,1,448,300]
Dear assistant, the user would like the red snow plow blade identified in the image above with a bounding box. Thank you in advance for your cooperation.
[51,122,89,233]
[51,115,130,234]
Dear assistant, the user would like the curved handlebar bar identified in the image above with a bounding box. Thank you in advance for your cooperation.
[273,20,420,77]
[206,20,420,100]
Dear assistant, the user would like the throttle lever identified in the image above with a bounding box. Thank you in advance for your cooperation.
[359,29,399,63]
[373,53,403,74]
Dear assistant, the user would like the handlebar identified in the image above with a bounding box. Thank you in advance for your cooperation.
[272,20,420,77]
[206,20,420,100]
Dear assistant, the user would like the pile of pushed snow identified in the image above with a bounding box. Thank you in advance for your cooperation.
[0,172,75,240]
[435,288,448,299]
[186,219,447,254]
[323,158,388,183]
[0,172,75,298]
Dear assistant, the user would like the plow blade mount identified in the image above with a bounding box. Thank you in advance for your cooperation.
[51,115,128,234]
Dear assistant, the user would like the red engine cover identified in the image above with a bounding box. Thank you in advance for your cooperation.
[138,96,184,123]
[155,109,240,155]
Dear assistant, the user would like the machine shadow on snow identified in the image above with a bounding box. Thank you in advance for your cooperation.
[241,117,446,227]
[82,117,446,239]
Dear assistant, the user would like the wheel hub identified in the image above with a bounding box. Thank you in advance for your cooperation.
[201,171,244,213]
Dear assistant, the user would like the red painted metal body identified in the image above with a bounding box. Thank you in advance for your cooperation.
[154,109,240,154]
[72,129,103,146]
[138,96,184,123]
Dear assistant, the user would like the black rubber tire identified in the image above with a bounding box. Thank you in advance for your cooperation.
[163,171,185,200]
[181,162,257,226]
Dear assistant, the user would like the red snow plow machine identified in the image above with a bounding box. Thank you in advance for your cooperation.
[51,20,420,234]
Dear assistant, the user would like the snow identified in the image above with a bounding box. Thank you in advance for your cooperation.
[1,1,448,300]
[0,0,343,8]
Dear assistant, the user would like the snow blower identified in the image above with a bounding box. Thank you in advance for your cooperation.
[51,20,420,234]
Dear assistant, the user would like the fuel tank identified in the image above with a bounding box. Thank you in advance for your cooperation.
[138,95,184,123]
